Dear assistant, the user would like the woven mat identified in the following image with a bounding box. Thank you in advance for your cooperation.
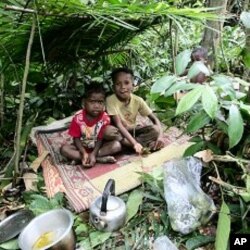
[34,124,190,213]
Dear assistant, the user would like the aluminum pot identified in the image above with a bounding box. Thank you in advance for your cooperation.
[18,209,75,250]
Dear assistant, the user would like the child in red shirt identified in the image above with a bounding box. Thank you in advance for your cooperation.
[60,84,122,168]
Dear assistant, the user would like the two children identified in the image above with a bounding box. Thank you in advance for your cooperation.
[61,68,164,167]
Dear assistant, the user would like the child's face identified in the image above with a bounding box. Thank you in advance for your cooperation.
[84,92,105,117]
[191,52,206,62]
[113,72,133,102]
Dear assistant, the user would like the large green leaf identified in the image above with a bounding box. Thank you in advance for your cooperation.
[89,231,112,249]
[151,75,177,94]
[164,81,196,97]
[228,104,244,148]
[212,75,236,99]
[183,141,204,157]
[215,201,231,250]
[0,239,19,250]
[188,61,210,79]
[176,85,203,115]
[186,111,211,133]
[186,235,215,250]
[202,85,218,118]
[126,189,143,223]
[212,75,233,86]
[175,49,191,76]
[241,48,250,69]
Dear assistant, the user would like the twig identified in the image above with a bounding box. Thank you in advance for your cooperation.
[212,161,224,199]
[209,176,244,194]
[242,204,250,220]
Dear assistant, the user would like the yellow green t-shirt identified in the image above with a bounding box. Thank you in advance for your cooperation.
[106,93,152,127]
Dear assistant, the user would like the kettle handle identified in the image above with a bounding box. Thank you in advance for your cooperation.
[100,179,115,214]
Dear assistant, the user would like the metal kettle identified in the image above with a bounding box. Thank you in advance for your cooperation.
[89,179,126,232]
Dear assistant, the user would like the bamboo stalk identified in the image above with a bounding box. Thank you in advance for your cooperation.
[14,15,36,174]
[0,74,4,127]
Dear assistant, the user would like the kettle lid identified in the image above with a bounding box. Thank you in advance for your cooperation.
[96,196,120,211]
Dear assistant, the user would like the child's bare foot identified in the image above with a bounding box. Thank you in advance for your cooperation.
[96,156,116,164]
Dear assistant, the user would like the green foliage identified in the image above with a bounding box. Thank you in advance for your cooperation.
[23,192,65,215]
[185,235,215,250]
[228,104,244,148]
[187,61,210,79]
[215,201,231,250]
[186,111,211,133]
[151,49,250,154]
[125,189,143,223]
[175,85,203,115]
[175,49,191,76]
[202,85,218,119]
[0,239,19,250]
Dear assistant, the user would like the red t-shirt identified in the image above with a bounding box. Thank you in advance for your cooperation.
[68,109,110,150]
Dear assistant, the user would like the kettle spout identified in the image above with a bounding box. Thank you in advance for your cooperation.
[99,220,106,229]
[93,217,107,230]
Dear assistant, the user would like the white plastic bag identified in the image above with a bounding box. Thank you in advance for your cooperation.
[163,157,215,234]
[153,236,178,250]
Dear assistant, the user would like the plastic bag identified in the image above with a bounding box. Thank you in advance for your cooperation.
[163,157,215,234]
[153,236,178,250]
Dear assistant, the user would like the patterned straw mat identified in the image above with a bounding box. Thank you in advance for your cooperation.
[33,121,190,213]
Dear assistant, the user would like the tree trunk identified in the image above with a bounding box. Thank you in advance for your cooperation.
[201,0,228,70]
[243,0,250,101]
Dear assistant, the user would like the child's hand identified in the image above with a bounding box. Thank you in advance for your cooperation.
[154,137,165,150]
[82,153,92,168]
[89,153,96,167]
[133,142,143,154]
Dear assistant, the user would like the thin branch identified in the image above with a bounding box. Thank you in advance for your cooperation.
[209,176,245,193]
[4,5,95,20]
[14,15,36,174]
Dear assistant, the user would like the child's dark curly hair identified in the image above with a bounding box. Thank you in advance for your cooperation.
[111,67,134,83]
[84,82,106,99]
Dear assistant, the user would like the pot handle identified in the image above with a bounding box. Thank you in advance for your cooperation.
[100,179,115,214]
